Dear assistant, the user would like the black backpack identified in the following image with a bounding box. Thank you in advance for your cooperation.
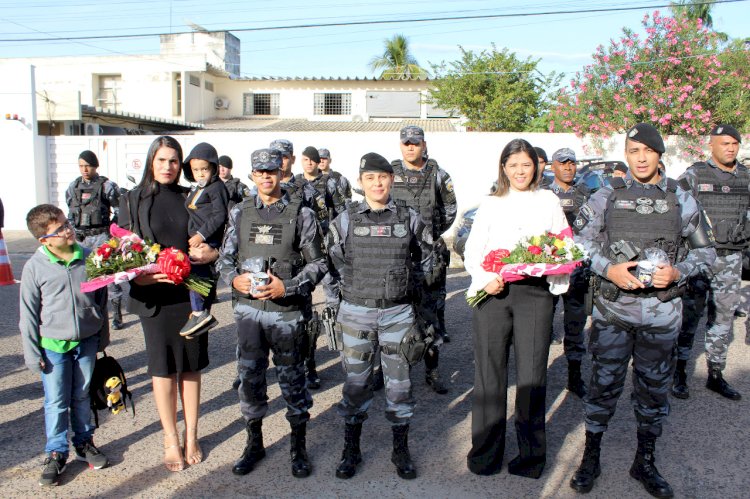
[90,351,135,427]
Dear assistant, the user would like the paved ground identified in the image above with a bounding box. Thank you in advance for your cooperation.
[1,229,749,498]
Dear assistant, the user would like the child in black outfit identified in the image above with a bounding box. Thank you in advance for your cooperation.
[179,142,229,337]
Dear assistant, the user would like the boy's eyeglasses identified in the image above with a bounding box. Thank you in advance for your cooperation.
[41,221,74,239]
[251,170,276,178]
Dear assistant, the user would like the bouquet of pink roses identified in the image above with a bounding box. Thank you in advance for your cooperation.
[467,228,587,307]
[81,224,212,296]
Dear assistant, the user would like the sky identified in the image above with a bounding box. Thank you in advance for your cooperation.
[0,0,748,82]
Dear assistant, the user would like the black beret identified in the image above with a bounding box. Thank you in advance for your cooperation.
[78,150,99,167]
[359,152,393,174]
[302,146,321,163]
[711,124,742,143]
[218,155,233,168]
[625,123,665,154]
[183,142,219,182]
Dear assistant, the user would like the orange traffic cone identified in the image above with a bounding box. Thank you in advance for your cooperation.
[0,229,18,286]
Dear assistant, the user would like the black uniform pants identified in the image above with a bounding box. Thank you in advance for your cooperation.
[467,278,553,476]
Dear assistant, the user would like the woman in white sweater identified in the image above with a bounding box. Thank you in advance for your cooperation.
[465,138,569,479]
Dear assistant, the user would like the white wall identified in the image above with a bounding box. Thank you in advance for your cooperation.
[33,130,741,233]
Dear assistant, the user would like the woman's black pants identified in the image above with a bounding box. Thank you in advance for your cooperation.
[467,278,553,477]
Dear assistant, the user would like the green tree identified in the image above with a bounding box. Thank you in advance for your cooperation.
[429,45,560,132]
[369,34,428,80]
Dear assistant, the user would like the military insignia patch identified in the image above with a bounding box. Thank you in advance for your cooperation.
[560,198,574,207]
[408,176,419,184]
[258,151,270,163]
[360,158,367,169]
[329,224,340,245]
[353,226,370,236]
[445,179,454,192]
[394,175,403,183]
[698,184,714,192]
[654,199,669,213]
[722,185,731,193]
[393,224,407,237]
[614,200,636,210]
[573,216,588,232]
[636,204,654,215]
[370,225,392,237]
[636,197,653,206]
[629,128,638,138]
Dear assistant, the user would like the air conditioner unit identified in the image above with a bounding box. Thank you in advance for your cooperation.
[214,97,230,109]
[83,122,101,136]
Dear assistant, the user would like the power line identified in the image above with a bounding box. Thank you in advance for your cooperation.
[0,0,745,43]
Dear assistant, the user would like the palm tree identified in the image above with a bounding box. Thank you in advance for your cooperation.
[670,0,728,40]
[369,34,428,80]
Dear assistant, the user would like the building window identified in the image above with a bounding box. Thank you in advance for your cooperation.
[204,80,214,92]
[314,93,351,115]
[97,75,121,111]
[189,74,200,87]
[243,93,279,116]
[174,73,182,116]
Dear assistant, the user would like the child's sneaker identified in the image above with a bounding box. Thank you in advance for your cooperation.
[74,440,109,470]
[39,451,66,486]
[180,311,217,338]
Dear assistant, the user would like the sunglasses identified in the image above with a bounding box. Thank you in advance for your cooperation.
[41,221,74,239]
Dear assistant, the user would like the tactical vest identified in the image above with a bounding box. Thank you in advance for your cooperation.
[285,176,327,225]
[329,170,352,199]
[70,176,109,229]
[547,182,589,227]
[342,200,412,306]
[390,159,438,237]
[685,162,750,250]
[236,194,305,312]
[604,177,683,265]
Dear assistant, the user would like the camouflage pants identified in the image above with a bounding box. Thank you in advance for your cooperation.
[552,266,588,362]
[81,232,123,303]
[678,252,742,369]
[234,302,312,426]
[336,301,415,425]
[584,296,681,438]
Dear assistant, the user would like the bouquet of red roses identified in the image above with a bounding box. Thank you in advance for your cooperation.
[81,224,212,296]
[467,228,587,307]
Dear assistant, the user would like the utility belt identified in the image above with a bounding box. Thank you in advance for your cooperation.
[344,295,410,309]
[76,226,108,238]
[235,291,304,313]
[340,320,430,366]
[595,276,684,304]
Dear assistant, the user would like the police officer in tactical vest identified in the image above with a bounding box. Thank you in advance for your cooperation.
[544,147,590,398]
[65,150,123,329]
[570,123,716,497]
[318,147,353,201]
[328,152,433,480]
[218,155,252,212]
[217,148,327,479]
[294,146,347,389]
[390,125,457,394]
[673,124,747,401]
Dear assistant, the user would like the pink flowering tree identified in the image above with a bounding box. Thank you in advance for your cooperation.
[548,11,750,158]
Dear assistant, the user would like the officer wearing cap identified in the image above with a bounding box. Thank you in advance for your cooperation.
[218,155,252,212]
[65,150,124,329]
[318,148,353,201]
[569,123,716,497]
[390,125,457,394]
[673,124,747,402]
[544,147,590,398]
[217,148,327,479]
[295,145,347,389]
[328,152,432,480]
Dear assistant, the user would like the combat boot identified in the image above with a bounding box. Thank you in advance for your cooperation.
[671,359,689,399]
[290,423,311,478]
[232,419,265,475]
[567,360,586,398]
[305,359,321,390]
[391,424,417,479]
[570,431,602,493]
[629,434,673,498]
[111,299,123,330]
[705,363,741,400]
[335,423,362,479]
[424,346,448,394]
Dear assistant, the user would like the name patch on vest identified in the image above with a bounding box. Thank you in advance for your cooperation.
[81,192,92,202]
[560,198,574,207]
[698,183,714,192]
[614,199,636,210]
[251,224,279,245]
[370,225,392,237]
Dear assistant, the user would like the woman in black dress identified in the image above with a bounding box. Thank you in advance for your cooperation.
[120,136,218,471]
